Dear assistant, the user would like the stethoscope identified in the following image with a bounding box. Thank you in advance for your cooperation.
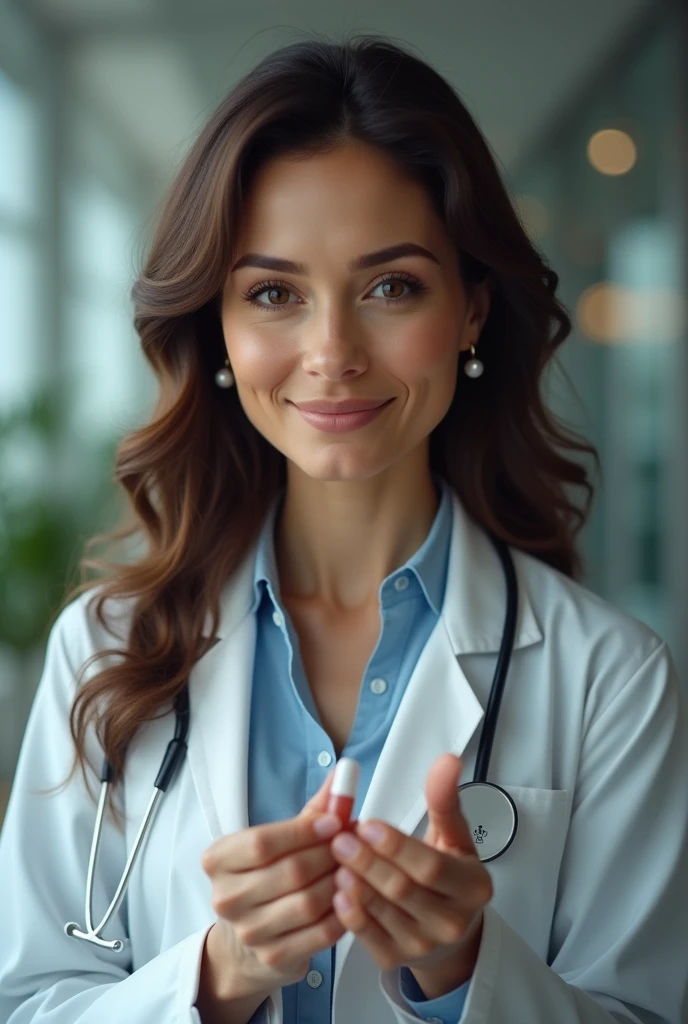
[65,533,518,951]
[457,534,519,864]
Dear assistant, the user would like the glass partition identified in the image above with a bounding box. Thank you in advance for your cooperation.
[511,13,687,678]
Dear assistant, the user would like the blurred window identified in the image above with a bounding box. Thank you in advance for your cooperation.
[0,70,40,412]
[63,176,149,438]
[511,14,686,669]
[0,69,38,219]
[0,233,40,410]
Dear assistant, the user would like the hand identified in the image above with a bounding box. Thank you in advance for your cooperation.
[199,770,347,1002]
[329,753,493,992]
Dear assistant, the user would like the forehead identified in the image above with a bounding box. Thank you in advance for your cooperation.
[233,142,453,262]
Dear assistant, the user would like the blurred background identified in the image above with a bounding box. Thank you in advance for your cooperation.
[1,0,687,821]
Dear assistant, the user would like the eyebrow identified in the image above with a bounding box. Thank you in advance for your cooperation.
[230,241,440,275]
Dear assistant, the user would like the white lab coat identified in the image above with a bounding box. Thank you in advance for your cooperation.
[1,493,687,1024]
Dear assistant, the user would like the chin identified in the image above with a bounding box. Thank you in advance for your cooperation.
[288,448,392,483]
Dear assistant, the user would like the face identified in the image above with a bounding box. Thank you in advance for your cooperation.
[220,141,489,482]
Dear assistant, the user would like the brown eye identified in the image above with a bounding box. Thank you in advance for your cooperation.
[369,274,426,304]
[241,280,298,311]
[380,281,405,299]
[265,287,289,305]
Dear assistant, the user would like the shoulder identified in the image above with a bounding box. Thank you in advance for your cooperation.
[511,547,675,710]
[46,586,137,684]
[514,546,662,654]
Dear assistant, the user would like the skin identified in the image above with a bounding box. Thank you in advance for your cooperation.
[210,141,494,1002]
[220,140,490,608]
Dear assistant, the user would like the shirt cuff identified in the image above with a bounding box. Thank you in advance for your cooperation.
[398,965,471,1023]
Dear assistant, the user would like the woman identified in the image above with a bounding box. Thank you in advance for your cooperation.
[0,34,686,1024]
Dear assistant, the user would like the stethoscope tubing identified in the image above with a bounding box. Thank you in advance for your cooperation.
[473,534,518,783]
[64,687,190,950]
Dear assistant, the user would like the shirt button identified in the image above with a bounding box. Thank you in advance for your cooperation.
[272,610,283,627]
[306,970,323,989]
[317,751,332,767]
[394,575,409,591]
[370,677,388,695]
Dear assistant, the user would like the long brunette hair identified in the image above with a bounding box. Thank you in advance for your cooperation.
[55,34,596,824]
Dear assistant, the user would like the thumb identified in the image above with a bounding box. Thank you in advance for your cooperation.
[425,754,475,854]
[298,768,335,818]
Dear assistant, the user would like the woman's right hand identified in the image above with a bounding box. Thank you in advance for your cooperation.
[199,769,348,1004]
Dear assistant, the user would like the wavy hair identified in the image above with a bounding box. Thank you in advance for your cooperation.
[53,33,596,826]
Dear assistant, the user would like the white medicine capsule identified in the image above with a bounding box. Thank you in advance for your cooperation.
[331,757,360,797]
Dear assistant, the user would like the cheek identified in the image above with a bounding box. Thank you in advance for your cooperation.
[225,327,294,388]
[390,323,460,380]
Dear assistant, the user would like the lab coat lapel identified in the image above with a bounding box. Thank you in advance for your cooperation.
[333,617,485,990]
[357,617,484,833]
[350,491,542,838]
[441,493,543,656]
[186,548,258,841]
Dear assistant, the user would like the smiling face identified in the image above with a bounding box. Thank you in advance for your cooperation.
[220,141,488,482]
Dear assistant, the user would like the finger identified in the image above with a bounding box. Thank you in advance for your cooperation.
[252,910,347,973]
[345,887,462,964]
[299,768,336,817]
[335,884,439,963]
[217,843,338,916]
[202,807,337,875]
[331,891,403,971]
[334,821,476,900]
[334,868,469,949]
[332,830,486,930]
[234,872,338,946]
[425,754,475,854]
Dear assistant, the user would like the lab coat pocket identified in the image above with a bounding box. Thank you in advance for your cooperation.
[486,786,572,961]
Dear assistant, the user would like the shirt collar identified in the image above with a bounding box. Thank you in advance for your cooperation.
[251,477,453,617]
[250,493,283,614]
[213,488,543,653]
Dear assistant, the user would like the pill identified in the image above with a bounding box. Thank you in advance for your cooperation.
[326,758,360,828]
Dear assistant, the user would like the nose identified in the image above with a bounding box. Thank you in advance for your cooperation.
[300,311,368,381]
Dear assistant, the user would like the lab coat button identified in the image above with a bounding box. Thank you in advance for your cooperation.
[272,611,283,627]
[306,970,323,988]
[317,751,332,767]
[394,575,409,591]
[370,677,388,694]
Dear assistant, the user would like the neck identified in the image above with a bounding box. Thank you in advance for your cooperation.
[274,446,440,612]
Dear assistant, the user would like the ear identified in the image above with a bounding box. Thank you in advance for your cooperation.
[459,278,491,353]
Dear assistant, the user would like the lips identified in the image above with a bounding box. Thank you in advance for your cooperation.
[290,398,393,414]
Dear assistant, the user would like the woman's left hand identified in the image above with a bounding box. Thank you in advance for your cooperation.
[329,753,493,982]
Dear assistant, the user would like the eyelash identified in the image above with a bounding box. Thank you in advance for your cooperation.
[240,271,428,311]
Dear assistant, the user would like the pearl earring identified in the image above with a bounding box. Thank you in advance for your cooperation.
[215,359,234,388]
[464,344,484,379]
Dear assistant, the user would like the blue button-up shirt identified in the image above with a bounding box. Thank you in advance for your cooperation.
[246,478,470,1023]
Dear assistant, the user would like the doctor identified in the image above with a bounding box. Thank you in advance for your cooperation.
[1,34,688,1024]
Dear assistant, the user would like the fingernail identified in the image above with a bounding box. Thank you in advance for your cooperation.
[336,867,355,890]
[313,815,341,838]
[358,821,385,846]
[333,891,352,914]
[332,833,360,857]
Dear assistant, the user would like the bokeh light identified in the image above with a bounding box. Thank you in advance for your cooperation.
[587,128,637,175]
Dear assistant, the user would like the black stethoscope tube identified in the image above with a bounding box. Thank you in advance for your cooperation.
[473,534,518,784]
[99,685,190,789]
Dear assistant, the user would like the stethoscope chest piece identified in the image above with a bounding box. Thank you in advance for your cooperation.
[458,781,518,863]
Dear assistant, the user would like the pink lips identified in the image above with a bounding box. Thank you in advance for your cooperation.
[290,397,394,433]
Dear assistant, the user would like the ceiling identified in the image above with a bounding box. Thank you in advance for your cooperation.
[21,0,654,181]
